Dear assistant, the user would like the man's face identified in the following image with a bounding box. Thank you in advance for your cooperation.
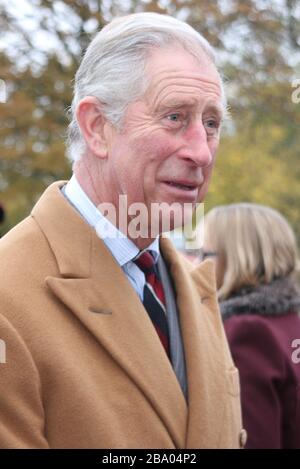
[104,45,223,234]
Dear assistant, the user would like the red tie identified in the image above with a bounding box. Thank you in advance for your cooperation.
[134,251,170,357]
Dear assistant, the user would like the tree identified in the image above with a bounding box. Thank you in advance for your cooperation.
[0,0,106,231]
[0,0,299,239]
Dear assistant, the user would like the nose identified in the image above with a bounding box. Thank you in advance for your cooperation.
[180,121,215,167]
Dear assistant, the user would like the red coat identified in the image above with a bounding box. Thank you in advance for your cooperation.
[222,279,300,449]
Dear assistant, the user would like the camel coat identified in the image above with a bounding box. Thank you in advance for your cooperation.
[0,182,243,449]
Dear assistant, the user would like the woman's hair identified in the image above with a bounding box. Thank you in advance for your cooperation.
[204,203,300,300]
[66,12,226,162]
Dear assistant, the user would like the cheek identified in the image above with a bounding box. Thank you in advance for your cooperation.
[208,138,219,159]
[197,163,215,201]
[133,132,179,164]
[203,143,218,178]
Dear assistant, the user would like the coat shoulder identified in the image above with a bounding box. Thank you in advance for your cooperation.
[0,215,58,322]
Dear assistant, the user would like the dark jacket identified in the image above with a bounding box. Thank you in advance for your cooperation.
[221,277,300,449]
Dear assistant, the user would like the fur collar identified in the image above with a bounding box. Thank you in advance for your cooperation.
[220,277,300,320]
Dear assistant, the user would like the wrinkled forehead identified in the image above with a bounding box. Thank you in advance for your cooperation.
[143,46,223,111]
[147,71,222,108]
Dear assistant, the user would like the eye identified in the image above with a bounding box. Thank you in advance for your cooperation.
[164,112,187,129]
[203,118,221,136]
[167,113,181,122]
[206,119,217,127]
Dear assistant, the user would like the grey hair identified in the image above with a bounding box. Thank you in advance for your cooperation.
[67,12,225,162]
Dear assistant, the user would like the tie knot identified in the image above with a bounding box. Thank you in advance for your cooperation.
[134,251,156,274]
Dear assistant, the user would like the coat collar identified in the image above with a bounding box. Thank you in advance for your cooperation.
[221,277,300,319]
[32,181,228,448]
[161,240,232,448]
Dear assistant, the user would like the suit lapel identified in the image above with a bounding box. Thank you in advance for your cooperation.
[160,237,228,448]
[32,182,187,448]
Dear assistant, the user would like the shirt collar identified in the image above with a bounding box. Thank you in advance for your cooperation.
[63,175,160,266]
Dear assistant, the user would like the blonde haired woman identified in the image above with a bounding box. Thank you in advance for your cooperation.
[202,203,300,449]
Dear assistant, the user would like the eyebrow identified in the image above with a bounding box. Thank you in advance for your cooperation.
[203,104,224,120]
[157,99,224,119]
[156,99,198,113]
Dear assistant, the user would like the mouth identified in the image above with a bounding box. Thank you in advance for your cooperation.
[164,180,201,192]
[162,180,201,200]
[165,181,197,191]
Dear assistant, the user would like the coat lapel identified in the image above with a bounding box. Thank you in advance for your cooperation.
[31,182,187,448]
[160,237,228,448]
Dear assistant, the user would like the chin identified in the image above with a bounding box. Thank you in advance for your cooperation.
[153,205,194,235]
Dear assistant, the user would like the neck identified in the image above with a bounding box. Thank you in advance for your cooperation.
[73,164,160,249]
[74,158,103,207]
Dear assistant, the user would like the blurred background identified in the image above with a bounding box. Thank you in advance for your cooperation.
[0,0,299,239]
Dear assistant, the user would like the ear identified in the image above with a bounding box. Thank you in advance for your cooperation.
[76,96,110,158]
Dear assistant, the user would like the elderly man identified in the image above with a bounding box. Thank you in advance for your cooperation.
[0,13,244,449]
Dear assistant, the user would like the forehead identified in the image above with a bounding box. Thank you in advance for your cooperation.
[144,46,222,110]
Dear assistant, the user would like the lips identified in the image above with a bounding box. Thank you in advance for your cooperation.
[161,180,201,202]
[164,181,199,191]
